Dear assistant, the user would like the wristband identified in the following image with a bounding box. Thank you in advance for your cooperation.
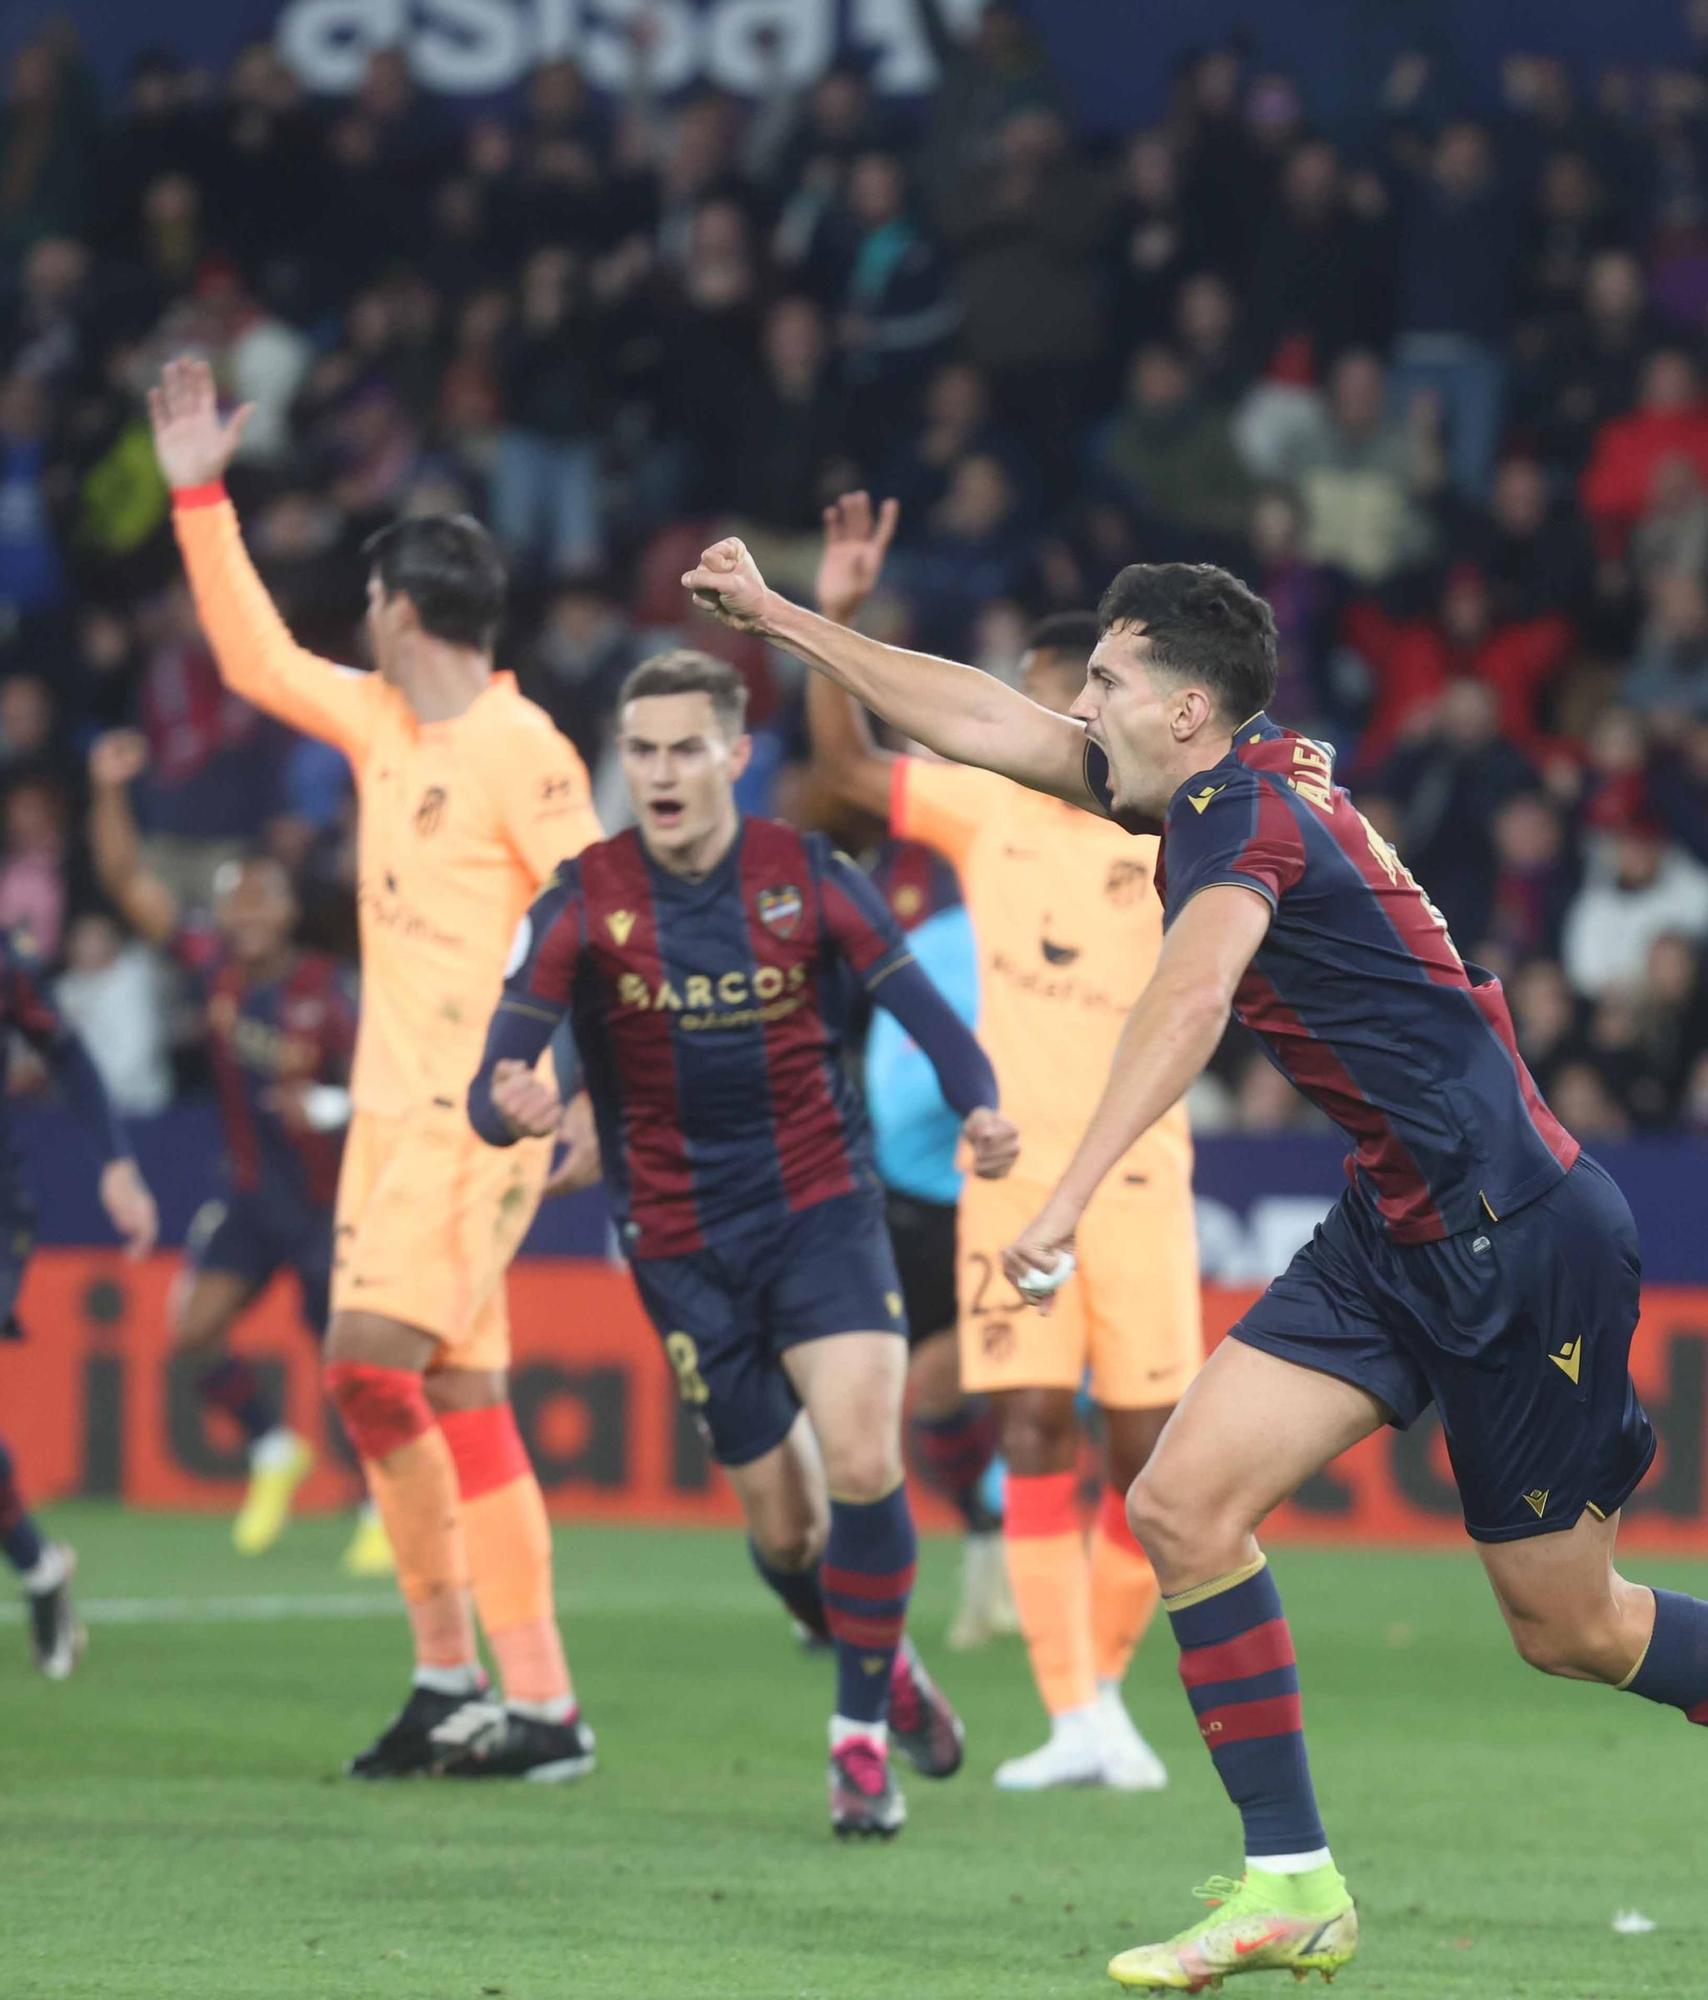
[172,480,228,510]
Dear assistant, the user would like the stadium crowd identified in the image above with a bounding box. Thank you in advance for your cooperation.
[6,7,1708,1135]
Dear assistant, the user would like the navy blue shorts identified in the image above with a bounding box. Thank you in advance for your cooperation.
[1233,1155,1655,1543]
[631,1190,908,1467]
[187,1189,334,1338]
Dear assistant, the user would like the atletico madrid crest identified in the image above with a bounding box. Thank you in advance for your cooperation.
[757,885,803,938]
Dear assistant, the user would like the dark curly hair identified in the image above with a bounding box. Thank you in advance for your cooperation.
[1096,563,1278,724]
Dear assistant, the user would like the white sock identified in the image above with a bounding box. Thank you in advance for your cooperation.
[1250,1848,1335,1876]
[508,1695,578,1724]
[830,1715,888,1750]
[20,1544,65,1593]
[250,1427,302,1473]
[1096,1678,1124,1699]
[1051,1702,1099,1735]
[414,1663,482,1697]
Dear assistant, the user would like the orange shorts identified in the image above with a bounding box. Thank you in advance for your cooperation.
[331,1102,550,1372]
[956,1168,1201,1408]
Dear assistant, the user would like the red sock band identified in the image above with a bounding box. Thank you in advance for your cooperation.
[1096,1484,1145,1555]
[438,1403,532,1500]
[1004,1469,1080,1539]
[324,1362,433,1461]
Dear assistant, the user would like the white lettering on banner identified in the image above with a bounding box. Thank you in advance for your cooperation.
[278,0,405,93]
[704,0,833,93]
[849,0,936,92]
[577,0,697,94]
[415,0,529,91]
[274,0,976,96]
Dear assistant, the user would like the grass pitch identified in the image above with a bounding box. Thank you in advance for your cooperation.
[0,1505,1701,1999]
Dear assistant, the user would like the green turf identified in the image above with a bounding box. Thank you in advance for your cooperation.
[0,1505,1700,1999]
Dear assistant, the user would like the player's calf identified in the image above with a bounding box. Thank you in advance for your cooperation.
[326,1353,485,1771]
[438,1398,587,1750]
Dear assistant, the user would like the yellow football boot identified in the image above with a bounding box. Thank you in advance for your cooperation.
[1109,1869,1357,1991]
[231,1433,315,1555]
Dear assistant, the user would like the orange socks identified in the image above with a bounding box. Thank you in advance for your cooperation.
[1004,1470,1096,1716]
[326,1362,475,1670]
[1090,1484,1160,1685]
[439,1404,575,1712]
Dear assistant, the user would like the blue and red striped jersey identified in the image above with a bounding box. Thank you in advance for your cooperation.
[1106,713,1578,1242]
[866,838,963,934]
[503,818,919,1258]
[174,924,355,1209]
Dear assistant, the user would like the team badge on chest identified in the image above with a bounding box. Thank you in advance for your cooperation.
[756,885,803,938]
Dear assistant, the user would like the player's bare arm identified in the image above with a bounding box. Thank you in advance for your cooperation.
[684,532,1101,812]
[99,1158,159,1259]
[805,493,902,819]
[149,357,375,753]
[87,733,179,947]
[1002,885,1272,1295]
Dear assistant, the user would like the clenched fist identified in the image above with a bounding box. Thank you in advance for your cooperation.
[963,1105,1021,1180]
[681,536,773,632]
[491,1058,563,1140]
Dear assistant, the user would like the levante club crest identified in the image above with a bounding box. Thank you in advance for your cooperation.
[757,885,803,938]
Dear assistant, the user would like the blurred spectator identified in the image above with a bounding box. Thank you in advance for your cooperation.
[729,297,852,537]
[0,675,58,785]
[1629,450,1708,585]
[1380,680,1537,940]
[1273,349,1440,584]
[1246,139,1392,372]
[1562,821,1708,996]
[1639,931,1708,1100]
[1485,792,1577,962]
[1391,123,1517,496]
[55,910,170,1115]
[492,247,606,578]
[1106,132,1201,351]
[1345,564,1573,766]
[1627,569,1708,720]
[519,579,640,773]
[1519,248,1657,475]
[836,151,957,440]
[1581,347,1708,553]
[1174,273,1250,409]
[195,262,312,467]
[1471,455,1596,625]
[1548,1059,1633,1138]
[888,453,1030,655]
[1509,957,1582,1093]
[0,775,68,958]
[134,581,280,904]
[0,32,97,253]
[940,107,1107,484]
[0,373,66,618]
[1242,487,1343,736]
[918,1,1062,210]
[1092,345,1254,553]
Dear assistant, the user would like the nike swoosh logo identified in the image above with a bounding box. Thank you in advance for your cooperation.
[1233,1930,1286,1957]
